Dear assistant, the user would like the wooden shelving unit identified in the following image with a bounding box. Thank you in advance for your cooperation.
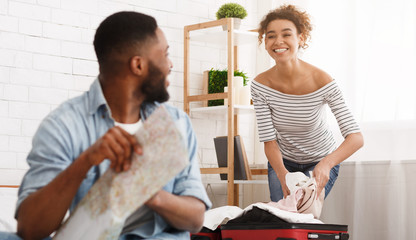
[183,18,258,206]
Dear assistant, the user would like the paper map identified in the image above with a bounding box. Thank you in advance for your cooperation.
[54,106,188,240]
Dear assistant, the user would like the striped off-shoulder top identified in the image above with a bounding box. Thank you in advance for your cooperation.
[251,80,361,164]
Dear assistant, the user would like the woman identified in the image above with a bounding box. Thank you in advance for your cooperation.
[251,5,364,202]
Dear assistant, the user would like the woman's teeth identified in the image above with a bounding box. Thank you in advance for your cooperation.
[274,48,287,53]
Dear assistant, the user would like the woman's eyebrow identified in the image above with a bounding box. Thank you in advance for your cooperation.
[266,28,293,35]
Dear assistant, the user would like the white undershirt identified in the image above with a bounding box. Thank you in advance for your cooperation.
[114,120,142,135]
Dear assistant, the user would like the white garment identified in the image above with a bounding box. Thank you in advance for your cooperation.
[114,120,142,135]
[203,206,244,231]
[203,203,323,231]
[275,172,325,219]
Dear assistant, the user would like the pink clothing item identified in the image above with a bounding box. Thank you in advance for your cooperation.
[274,173,325,219]
[273,188,304,212]
[297,177,325,218]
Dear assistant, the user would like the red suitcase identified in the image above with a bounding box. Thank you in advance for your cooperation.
[191,227,222,240]
[221,222,349,240]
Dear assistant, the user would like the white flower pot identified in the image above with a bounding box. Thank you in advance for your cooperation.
[222,18,241,31]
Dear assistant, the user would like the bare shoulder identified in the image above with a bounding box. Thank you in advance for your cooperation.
[254,67,274,86]
[307,64,333,87]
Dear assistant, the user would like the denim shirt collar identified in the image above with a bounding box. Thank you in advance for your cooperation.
[87,78,160,121]
[88,78,108,115]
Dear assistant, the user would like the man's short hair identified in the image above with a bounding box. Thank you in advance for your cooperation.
[93,11,158,68]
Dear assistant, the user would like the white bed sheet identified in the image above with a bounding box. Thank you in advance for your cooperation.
[0,188,18,232]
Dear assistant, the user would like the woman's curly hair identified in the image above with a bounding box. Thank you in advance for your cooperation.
[258,5,312,49]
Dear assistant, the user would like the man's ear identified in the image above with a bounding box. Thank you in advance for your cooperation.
[130,56,147,76]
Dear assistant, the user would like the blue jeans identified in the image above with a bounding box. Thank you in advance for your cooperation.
[268,159,340,202]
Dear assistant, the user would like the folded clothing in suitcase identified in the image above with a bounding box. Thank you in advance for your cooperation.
[221,206,349,240]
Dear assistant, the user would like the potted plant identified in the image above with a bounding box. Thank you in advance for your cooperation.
[208,68,249,106]
[216,3,248,30]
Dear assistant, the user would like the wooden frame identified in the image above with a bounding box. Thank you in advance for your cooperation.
[184,18,238,205]
[184,19,267,206]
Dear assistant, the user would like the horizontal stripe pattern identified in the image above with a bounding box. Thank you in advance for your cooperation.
[251,80,360,163]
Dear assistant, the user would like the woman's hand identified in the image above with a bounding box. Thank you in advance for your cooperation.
[312,160,332,199]
[277,168,290,198]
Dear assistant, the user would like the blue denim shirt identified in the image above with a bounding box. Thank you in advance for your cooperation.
[16,79,211,239]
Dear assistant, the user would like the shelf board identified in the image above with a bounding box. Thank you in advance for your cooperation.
[190,105,254,115]
[189,30,258,46]
[203,179,268,185]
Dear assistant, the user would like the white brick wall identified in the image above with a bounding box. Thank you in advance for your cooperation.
[9,1,51,21]
[0,0,8,15]
[34,54,73,74]
[0,15,18,32]
[0,100,8,117]
[0,0,267,208]
[9,102,50,120]
[61,41,96,60]
[0,85,4,100]
[29,87,68,105]
[51,9,91,28]
[25,36,60,55]
[19,19,42,37]
[0,32,25,50]
[43,23,83,42]
[0,66,10,83]
[0,135,8,151]
[72,59,99,76]
[0,117,21,136]
[0,49,16,67]
[10,68,51,87]
[13,51,33,68]
[4,84,28,101]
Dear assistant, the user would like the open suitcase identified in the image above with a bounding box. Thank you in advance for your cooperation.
[221,222,349,240]
[190,227,222,240]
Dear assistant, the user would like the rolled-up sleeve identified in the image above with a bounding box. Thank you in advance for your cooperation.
[16,115,73,218]
[172,113,212,210]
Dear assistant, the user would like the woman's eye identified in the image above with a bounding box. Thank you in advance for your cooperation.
[267,35,276,39]
[283,34,291,37]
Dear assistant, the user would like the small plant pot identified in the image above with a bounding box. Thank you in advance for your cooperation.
[222,18,241,31]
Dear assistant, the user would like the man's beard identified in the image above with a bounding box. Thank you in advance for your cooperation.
[139,61,170,103]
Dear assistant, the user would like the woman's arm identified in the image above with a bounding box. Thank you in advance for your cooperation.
[313,132,364,197]
[264,141,290,198]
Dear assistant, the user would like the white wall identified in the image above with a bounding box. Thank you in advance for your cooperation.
[0,0,268,196]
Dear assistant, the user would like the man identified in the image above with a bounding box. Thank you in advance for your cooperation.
[5,11,211,240]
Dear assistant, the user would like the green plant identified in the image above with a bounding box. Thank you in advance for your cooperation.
[216,3,248,20]
[208,68,249,106]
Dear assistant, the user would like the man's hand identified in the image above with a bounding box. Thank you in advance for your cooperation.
[84,126,142,172]
[17,126,143,240]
